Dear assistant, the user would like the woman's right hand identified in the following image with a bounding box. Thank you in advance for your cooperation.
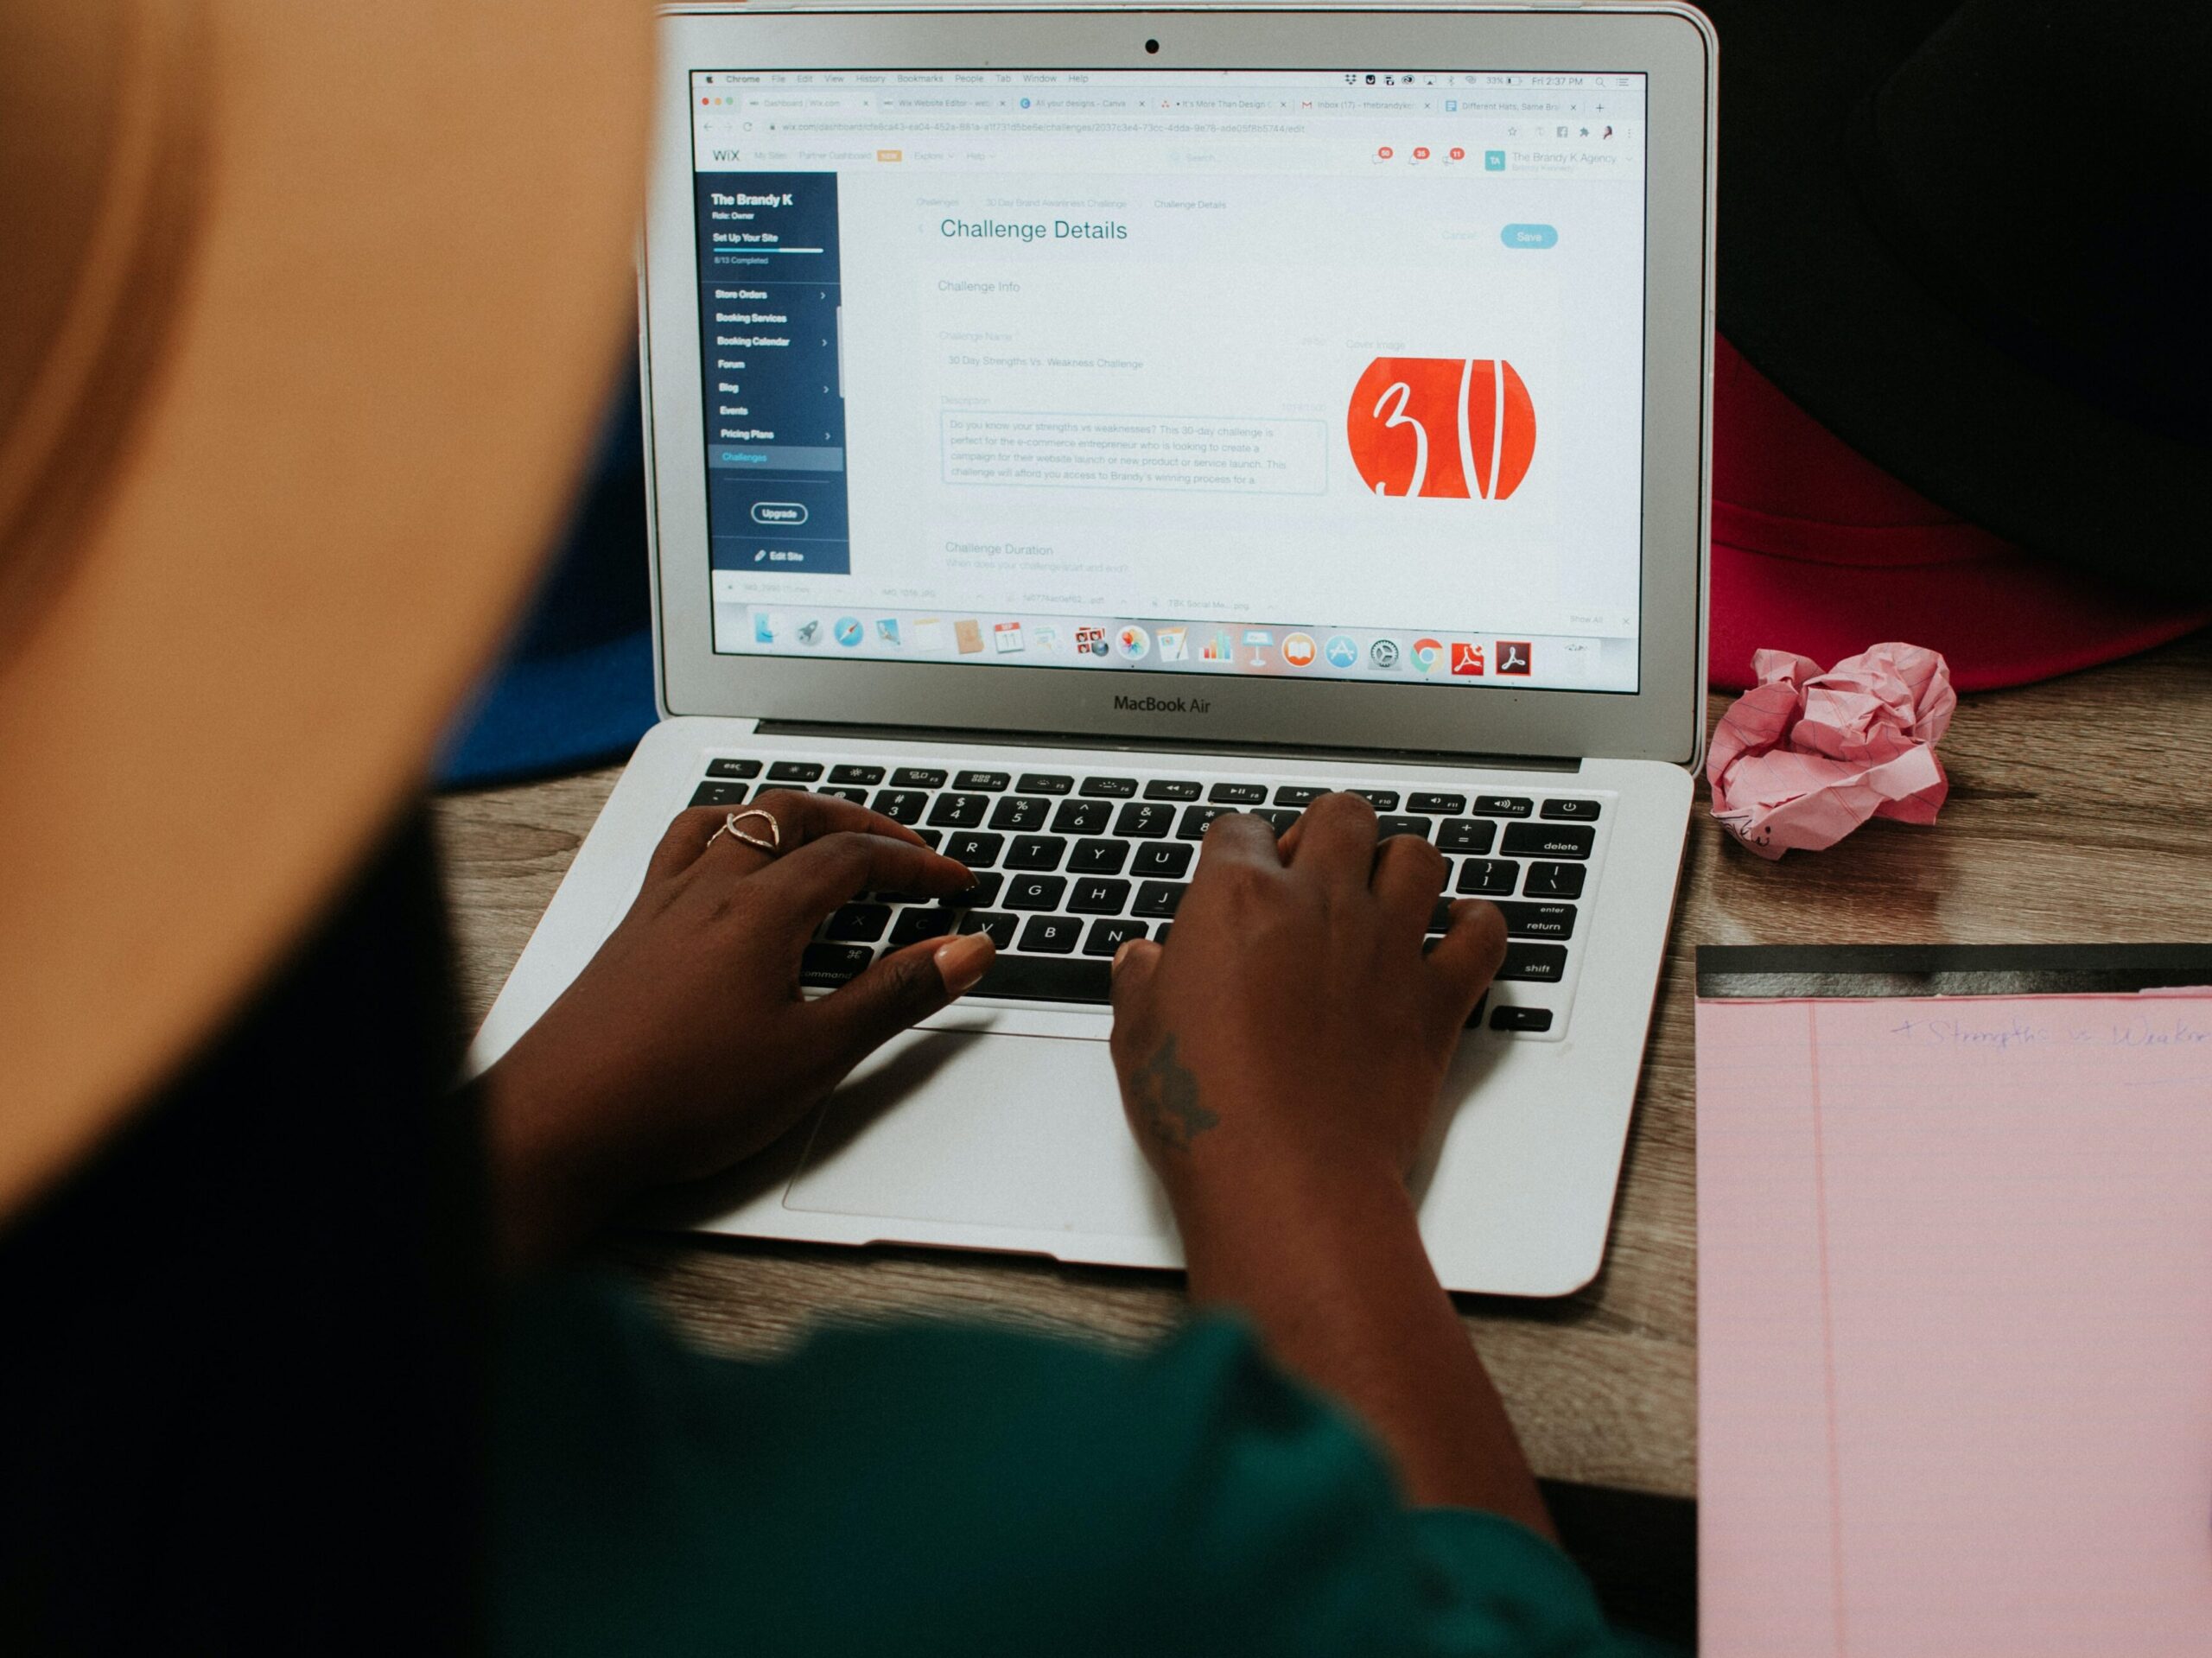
[1104,794,1550,1528]
[1105,791,1505,1218]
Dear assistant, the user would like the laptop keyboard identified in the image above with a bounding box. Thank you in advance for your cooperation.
[690,754,1605,1035]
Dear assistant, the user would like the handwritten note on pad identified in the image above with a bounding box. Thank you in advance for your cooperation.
[1697,945,2212,1657]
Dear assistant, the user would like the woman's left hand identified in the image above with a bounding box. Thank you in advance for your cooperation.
[479,791,995,1270]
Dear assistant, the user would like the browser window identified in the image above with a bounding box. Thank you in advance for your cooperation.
[689,68,1648,692]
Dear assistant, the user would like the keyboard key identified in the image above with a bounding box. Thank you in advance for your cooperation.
[944,871,1004,909]
[1177,804,1234,839]
[1018,914,1083,953]
[799,942,874,987]
[1155,924,1173,947]
[1004,836,1067,872]
[817,785,869,804]
[1084,918,1148,956]
[1208,782,1269,805]
[1474,794,1533,818]
[1524,861,1586,899]
[1017,772,1073,796]
[1463,991,1490,1029]
[916,829,944,850]
[955,770,1010,792]
[1052,799,1111,835]
[1352,789,1400,810]
[928,793,989,829]
[891,766,947,789]
[1130,843,1192,879]
[1455,859,1519,896]
[1274,784,1325,806]
[705,758,762,780]
[823,904,890,942]
[1497,943,1568,982]
[888,906,956,946]
[1134,880,1188,918]
[1114,800,1177,838]
[1004,874,1068,912]
[1144,778,1202,801]
[1437,818,1497,854]
[1503,823,1595,861]
[1376,815,1433,842]
[1495,901,1576,939]
[1069,878,1132,915]
[1491,1004,1555,1032]
[957,911,1016,949]
[828,764,885,786]
[870,789,926,824]
[1080,776,1138,797]
[944,831,1003,867]
[1427,900,1455,934]
[690,781,747,807]
[989,795,1052,832]
[973,954,1111,1003]
[766,760,824,783]
[1408,791,1466,815]
[1541,797,1602,821]
[1258,809,1300,835]
[1068,839,1129,875]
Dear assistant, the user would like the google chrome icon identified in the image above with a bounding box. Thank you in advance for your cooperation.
[1410,638,1444,674]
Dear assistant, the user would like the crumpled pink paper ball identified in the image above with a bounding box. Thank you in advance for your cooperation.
[1707,642,1957,860]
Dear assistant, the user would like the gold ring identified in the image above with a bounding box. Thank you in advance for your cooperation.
[707,808,782,855]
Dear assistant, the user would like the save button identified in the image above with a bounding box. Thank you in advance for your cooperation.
[1500,223,1559,250]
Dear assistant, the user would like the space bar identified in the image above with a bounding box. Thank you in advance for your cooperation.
[973,955,1113,1004]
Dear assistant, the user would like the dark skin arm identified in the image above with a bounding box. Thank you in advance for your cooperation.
[1109,795,1551,1534]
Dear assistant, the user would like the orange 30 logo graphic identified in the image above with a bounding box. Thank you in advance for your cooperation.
[1347,357,1536,500]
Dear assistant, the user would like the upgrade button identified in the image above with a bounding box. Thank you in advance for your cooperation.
[750,502,809,525]
[1500,222,1558,250]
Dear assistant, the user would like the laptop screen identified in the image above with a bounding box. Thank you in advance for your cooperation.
[688,68,1647,692]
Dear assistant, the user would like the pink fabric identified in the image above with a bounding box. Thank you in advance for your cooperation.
[1708,337,2209,690]
[1707,642,1955,859]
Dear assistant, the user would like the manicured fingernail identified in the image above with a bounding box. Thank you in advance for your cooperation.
[1111,941,1135,977]
[933,931,994,995]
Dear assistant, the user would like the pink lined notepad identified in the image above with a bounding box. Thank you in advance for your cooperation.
[1698,991,2212,1656]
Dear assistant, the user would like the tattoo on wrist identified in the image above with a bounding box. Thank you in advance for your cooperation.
[1133,1036,1217,1151]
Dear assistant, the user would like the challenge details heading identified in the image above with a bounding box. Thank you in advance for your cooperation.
[941,217,1128,243]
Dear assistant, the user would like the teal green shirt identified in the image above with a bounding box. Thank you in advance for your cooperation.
[494,1279,1653,1657]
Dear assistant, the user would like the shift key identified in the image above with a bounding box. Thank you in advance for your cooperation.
[1496,943,1568,982]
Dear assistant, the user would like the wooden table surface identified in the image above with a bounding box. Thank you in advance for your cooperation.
[434,630,2212,1501]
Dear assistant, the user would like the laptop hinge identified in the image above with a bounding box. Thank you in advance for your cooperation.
[752,717,1582,773]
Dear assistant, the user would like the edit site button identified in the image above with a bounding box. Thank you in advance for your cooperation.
[1501,223,1558,250]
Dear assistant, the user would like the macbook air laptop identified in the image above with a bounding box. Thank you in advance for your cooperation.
[471,3,1715,1296]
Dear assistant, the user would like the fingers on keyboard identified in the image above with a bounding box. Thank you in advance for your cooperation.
[718,758,1596,1018]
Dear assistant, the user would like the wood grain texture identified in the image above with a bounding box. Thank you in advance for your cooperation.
[432,630,2212,1499]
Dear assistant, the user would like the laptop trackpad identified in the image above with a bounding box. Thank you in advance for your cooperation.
[784,1027,1173,1240]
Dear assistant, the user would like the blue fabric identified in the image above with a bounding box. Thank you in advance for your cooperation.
[434,626,658,790]
[435,377,658,791]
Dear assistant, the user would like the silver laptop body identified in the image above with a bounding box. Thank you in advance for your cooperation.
[473,3,1715,1296]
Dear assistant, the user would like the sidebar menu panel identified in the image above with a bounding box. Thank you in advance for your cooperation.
[694,172,850,575]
